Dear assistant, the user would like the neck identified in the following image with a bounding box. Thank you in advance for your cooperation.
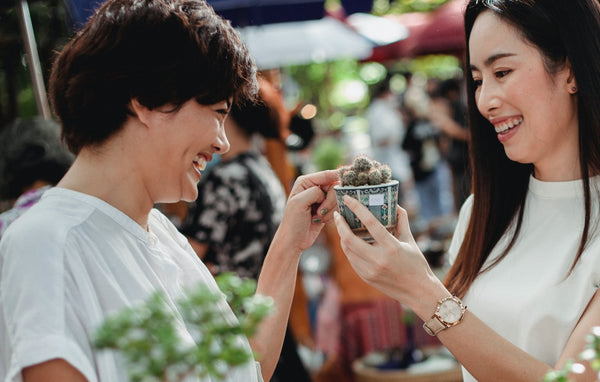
[57,142,153,229]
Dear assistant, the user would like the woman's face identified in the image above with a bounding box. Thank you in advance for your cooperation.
[146,98,231,203]
[469,11,579,181]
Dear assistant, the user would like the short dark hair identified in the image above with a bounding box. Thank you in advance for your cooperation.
[0,117,74,200]
[49,0,258,154]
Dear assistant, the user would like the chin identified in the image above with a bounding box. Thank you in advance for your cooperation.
[504,148,530,164]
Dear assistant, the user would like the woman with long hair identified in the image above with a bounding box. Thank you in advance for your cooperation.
[334,0,600,380]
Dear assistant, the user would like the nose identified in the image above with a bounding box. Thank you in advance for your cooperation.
[476,80,501,118]
[213,125,230,154]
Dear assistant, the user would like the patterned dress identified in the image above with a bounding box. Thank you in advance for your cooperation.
[181,151,286,280]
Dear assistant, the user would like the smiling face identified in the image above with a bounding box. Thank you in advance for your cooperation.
[469,11,580,181]
[143,98,231,203]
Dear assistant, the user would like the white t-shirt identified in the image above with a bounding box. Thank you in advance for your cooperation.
[0,188,262,382]
[448,175,600,381]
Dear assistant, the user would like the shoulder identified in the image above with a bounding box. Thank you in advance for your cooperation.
[149,208,193,249]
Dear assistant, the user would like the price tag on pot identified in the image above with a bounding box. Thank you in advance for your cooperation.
[369,194,384,206]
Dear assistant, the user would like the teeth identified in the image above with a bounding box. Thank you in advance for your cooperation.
[193,155,207,171]
[494,117,523,133]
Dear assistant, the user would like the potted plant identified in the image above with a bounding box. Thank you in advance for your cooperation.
[334,155,399,243]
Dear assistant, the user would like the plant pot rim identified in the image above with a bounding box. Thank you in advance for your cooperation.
[334,179,399,191]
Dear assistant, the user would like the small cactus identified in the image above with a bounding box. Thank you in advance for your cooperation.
[338,155,393,186]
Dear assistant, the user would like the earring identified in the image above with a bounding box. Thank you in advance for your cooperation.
[571,86,578,93]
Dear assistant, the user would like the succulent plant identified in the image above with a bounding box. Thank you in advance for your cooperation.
[338,155,393,187]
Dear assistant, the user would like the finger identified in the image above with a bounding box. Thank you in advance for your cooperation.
[341,195,392,243]
[333,211,371,253]
[290,170,339,197]
[289,185,328,222]
[394,205,415,243]
[312,185,339,224]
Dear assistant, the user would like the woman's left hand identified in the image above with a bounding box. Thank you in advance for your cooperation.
[277,169,339,252]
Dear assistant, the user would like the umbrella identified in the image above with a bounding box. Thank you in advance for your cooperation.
[237,16,375,69]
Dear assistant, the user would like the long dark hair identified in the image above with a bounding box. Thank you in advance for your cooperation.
[445,0,600,297]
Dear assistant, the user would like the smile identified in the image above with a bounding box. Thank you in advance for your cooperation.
[494,117,523,133]
[193,155,207,172]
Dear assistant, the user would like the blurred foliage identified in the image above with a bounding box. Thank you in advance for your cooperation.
[312,136,347,171]
[544,326,600,381]
[94,273,274,382]
[282,54,462,131]
[374,0,451,14]
[0,0,71,125]
[325,0,452,14]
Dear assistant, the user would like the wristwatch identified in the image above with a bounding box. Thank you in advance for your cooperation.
[423,296,467,336]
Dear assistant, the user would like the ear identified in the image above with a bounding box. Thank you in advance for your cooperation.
[564,59,578,94]
[129,98,154,126]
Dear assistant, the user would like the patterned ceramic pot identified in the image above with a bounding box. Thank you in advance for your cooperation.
[334,180,399,243]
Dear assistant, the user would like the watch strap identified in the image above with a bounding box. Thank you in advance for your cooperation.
[422,295,467,336]
[423,316,446,336]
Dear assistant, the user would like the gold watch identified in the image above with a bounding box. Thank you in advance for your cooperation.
[423,296,467,336]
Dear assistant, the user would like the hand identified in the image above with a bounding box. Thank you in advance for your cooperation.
[277,170,339,252]
[333,195,435,307]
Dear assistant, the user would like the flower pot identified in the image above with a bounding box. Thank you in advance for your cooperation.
[334,180,399,243]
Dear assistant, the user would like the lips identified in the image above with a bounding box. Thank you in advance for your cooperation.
[493,117,523,134]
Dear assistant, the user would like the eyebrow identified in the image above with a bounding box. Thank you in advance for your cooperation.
[470,52,516,71]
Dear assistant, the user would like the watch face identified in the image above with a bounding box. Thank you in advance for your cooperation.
[439,299,463,324]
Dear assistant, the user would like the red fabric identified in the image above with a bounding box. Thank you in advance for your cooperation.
[337,299,441,380]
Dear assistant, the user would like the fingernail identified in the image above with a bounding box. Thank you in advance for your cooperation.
[320,208,328,216]
[342,195,353,203]
[313,218,322,224]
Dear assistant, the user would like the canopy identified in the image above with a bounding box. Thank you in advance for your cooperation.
[368,0,467,61]
[238,16,375,69]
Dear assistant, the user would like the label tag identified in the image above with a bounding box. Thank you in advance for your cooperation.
[369,194,384,206]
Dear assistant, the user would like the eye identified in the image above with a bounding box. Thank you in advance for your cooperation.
[472,78,482,89]
[495,69,511,78]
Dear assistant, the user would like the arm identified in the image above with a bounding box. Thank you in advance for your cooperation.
[251,170,339,381]
[23,359,87,382]
[333,196,599,381]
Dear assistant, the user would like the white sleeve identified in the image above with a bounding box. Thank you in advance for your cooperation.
[447,194,474,265]
[0,219,97,382]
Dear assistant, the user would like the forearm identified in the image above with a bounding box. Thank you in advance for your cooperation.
[410,279,556,381]
[252,229,302,380]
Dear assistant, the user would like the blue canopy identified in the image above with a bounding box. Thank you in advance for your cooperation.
[63,0,373,29]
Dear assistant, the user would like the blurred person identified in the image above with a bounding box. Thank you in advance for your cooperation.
[430,78,470,213]
[0,1,340,381]
[401,82,448,229]
[366,77,411,188]
[0,117,73,239]
[180,77,312,382]
[334,0,600,381]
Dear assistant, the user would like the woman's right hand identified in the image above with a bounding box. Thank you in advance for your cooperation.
[333,195,445,316]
